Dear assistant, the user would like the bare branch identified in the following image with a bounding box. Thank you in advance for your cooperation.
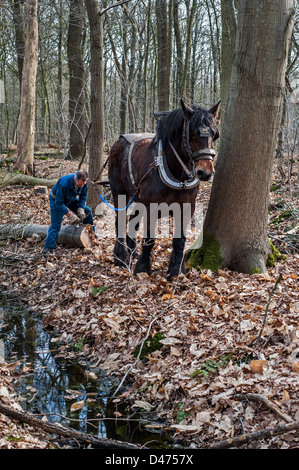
[100,0,132,16]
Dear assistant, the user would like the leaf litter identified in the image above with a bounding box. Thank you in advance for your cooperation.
[0,153,298,449]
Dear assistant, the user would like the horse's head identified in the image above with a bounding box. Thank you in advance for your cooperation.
[181,100,220,181]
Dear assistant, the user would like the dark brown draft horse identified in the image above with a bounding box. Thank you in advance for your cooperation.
[108,99,220,280]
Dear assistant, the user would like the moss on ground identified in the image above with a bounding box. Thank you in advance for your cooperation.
[267,239,286,267]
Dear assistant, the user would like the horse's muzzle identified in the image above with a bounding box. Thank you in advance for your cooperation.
[197,169,213,181]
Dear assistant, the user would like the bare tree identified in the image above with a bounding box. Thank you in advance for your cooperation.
[156,0,172,111]
[12,0,25,87]
[84,0,105,212]
[67,0,87,160]
[220,0,237,108]
[14,0,39,175]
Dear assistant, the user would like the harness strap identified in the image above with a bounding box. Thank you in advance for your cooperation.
[99,193,135,211]
[168,140,194,178]
[127,135,156,198]
[192,148,216,161]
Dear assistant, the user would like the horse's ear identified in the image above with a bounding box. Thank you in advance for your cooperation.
[181,99,194,119]
[209,101,221,120]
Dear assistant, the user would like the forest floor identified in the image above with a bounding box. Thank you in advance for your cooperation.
[0,147,298,449]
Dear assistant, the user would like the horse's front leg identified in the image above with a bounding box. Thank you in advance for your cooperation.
[166,235,186,281]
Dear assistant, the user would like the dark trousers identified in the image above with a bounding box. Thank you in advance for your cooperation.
[44,199,94,250]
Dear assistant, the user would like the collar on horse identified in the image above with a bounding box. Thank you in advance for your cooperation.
[156,139,199,190]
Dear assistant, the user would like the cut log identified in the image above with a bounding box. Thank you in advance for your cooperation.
[0,172,57,189]
[0,224,95,248]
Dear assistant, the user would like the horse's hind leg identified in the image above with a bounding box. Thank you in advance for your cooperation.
[134,208,155,275]
[113,216,129,267]
[134,237,155,275]
[112,195,129,267]
[126,212,140,258]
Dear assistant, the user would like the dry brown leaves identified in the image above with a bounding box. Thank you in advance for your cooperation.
[0,153,298,449]
[0,363,50,449]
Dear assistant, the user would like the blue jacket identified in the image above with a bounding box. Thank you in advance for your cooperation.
[50,173,88,215]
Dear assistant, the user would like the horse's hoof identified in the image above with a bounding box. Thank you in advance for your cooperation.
[134,263,152,276]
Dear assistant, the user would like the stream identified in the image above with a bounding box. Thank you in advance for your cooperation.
[0,294,175,449]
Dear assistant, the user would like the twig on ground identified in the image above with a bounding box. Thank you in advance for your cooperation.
[235,392,294,423]
[208,419,299,449]
[249,273,282,348]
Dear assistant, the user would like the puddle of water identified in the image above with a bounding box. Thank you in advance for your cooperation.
[0,295,175,448]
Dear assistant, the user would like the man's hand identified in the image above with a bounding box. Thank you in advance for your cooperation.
[67,212,80,225]
[77,207,86,222]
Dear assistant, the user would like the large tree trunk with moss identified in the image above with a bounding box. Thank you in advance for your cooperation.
[186,0,294,275]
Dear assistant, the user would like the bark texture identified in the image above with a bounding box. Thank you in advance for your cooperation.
[15,0,39,175]
[156,0,172,111]
[67,0,87,160]
[84,0,105,212]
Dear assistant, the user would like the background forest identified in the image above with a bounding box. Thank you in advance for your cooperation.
[0,0,298,162]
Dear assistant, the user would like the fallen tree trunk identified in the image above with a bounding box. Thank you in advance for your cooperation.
[0,399,141,449]
[0,223,94,248]
[0,172,57,189]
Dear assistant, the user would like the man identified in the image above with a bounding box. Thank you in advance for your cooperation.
[42,170,94,256]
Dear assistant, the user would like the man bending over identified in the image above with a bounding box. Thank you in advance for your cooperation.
[43,170,94,256]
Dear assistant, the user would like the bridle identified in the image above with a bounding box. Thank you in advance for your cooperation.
[183,118,216,163]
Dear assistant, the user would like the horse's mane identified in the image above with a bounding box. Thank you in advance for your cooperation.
[155,105,218,148]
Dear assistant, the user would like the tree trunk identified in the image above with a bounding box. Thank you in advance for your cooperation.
[220,0,237,108]
[67,0,87,160]
[84,0,105,213]
[0,224,94,248]
[156,0,172,111]
[0,172,57,189]
[182,0,197,100]
[14,0,39,176]
[186,0,294,275]
[173,0,183,102]
[12,0,25,88]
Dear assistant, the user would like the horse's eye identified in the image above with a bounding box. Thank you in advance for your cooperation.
[191,130,198,139]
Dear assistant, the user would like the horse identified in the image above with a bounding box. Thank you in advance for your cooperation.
[108,99,220,281]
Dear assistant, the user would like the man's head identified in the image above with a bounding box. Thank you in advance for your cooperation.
[74,170,88,188]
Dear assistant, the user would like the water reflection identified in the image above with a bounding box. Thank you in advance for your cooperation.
[0,295,173,448]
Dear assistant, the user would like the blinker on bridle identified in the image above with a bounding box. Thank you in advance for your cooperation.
[183,119,216,162]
